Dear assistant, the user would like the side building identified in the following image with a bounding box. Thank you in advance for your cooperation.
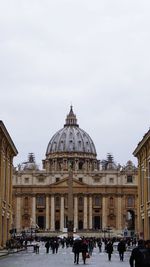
[0,121,18,248]
[12,107,138,237]
[133,129,150,240]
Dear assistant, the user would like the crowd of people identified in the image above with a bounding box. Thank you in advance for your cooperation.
[5,234,150,266]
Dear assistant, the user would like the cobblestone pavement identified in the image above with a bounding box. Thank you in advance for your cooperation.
[0,243,131,267]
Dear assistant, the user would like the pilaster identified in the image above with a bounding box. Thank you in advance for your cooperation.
[83,196,88,229]
[46,195,50,229]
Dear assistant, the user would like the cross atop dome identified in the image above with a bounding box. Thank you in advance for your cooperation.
[64,106,79,127]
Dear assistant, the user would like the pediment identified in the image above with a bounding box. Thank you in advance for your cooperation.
[52,177,88,187]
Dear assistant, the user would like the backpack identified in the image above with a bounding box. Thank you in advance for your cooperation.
[139,248,150,266]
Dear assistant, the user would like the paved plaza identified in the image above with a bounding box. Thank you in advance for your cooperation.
[0,243,131,267]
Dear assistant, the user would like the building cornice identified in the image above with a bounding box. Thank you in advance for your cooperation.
[0,120,18,156]
[133,129,150,157]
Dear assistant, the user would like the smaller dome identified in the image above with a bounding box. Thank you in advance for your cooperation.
[101,154,118,170]
[18,153,39,171]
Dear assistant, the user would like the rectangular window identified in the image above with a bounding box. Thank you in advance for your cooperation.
[24,197,28,206]
[36,195,45,207]
[94,178,100,183]
[109,178,114,183]
[110,197,114,207]
[55,196,60,207]
[78,197,83,206]
[38,178,44,183]
[127,196,134,207]
[25,178,29,183]
[65,197,68,208]
[127,175,133,183]
[95,196,101,206]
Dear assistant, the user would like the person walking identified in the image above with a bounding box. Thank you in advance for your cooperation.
[106,240,113,261]
[88,239,94,256]
[98,239,102,253]
[73,238,82,265]
[129,239,145,267]
[54,239,59,253]
[81,239,88,265]
[117,239,126,261]
[45,240,50,254]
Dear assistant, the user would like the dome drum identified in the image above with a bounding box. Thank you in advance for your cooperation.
[43,156,99,173]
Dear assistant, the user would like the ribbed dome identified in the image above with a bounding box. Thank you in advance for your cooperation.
[46,106,96,156]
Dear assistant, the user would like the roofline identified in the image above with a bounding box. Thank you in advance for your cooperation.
[0,120,18,156]
[133,129,150,157]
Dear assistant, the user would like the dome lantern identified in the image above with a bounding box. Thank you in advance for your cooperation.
[64,106,79,127]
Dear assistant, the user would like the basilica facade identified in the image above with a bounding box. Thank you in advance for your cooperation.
[12,107,138,237]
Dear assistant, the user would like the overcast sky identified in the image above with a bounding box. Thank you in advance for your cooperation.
[0,0,150,168]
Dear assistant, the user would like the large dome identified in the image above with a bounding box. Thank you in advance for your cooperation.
[46,107,96,156]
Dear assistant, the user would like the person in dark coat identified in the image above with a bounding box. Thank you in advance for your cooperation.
[129,239,145,267]
[54,239,59,253]
[81,239,88,264]
[106,240,113,261]
[45,240,50,253]
[73,239,82,264]
[117,239,126,261]
[98,240,102,252]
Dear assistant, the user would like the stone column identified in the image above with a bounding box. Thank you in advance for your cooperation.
[68,171,73,237]
[50,195,55,231]
[83,196,88,229]
[60,195,64,231]
[16,196,21,231]
[46,196,50,230]
[74,196,78,230]
[102,196,107,229]
[32,196,36,226]
[117,195,122,231]
[89,196,93,229]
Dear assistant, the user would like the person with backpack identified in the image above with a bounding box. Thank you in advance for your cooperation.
[129,239,145,267]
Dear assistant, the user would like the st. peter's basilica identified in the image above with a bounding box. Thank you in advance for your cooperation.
[12,107,138,237]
